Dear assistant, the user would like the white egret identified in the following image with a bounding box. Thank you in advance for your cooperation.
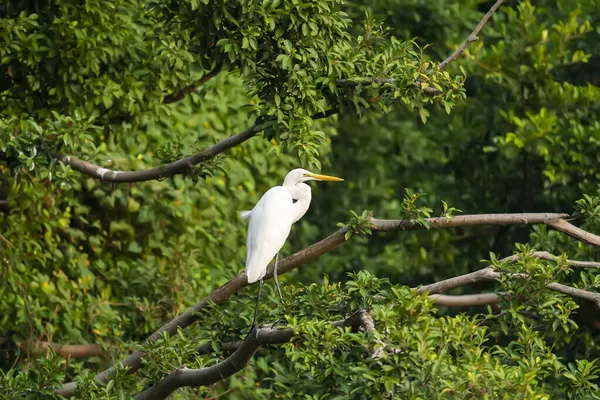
[241,168,344,329]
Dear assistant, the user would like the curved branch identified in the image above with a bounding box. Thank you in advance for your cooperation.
[438,0,505,70]
[54,109,338,184]
[57,212,570,397]
[134,312,369,400]
[53,124,259,183]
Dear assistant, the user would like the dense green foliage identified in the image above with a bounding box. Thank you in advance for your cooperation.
[1,0,600,399]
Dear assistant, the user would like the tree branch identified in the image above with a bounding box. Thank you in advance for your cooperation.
[28,340,102,358]
[548,219,600,247]
[163,67,221,104]
[528,250,600,268]
[53,124,258,183]
[430,293,500,306]
[437,0,505,70]
[54,109,338,184]
[0,337,103,358]
[337,0,505,95]
[417,252,600,309]
[57,212,571,397]
[134,312,369,400]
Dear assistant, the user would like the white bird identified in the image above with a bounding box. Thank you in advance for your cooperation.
[241,168,344,329]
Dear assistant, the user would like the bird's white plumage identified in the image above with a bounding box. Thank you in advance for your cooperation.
[244,187,295,282]
[242,168,343,284]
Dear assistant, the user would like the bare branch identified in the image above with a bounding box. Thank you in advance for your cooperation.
[134,312,368,400]
[547,282,600,309]
[438,0,505,70]
[370,213,568,232]
[529,250,600,268]
[548,219,600,247]
[0,337,103,358]
[430,293,500,306]
[417,266,497,295]
[28,340,102,358]
[57,212,570,397]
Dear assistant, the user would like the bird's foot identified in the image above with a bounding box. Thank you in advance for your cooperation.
[244,323,259,341]
[269,318,287,330]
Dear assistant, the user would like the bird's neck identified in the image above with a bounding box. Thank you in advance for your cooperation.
[286,183,312,223]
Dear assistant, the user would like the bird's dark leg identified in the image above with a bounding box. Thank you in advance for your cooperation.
[273,252,284,303]
[245,279,263,339]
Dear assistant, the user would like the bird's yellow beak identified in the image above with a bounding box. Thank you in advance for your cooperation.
[306,173,344,182]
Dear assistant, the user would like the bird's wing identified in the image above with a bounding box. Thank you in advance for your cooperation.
[245,186,294,283]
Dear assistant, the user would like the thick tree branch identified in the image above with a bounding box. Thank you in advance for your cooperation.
[0,199,8,212]
[134,312,369,400]
[430,293,500,306]
[438,0,505,70]
[58,212,571,397]
[370,213,568,232]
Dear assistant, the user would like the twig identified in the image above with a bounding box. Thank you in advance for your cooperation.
[163,67,221,104]
[0,233,16,249]
[57,212,570,397]
[437,0,505,70]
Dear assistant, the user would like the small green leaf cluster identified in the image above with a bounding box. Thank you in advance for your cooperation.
[337,209,373,240]
[401,188,433,228]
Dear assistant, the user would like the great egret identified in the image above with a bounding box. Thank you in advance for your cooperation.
[241,168,344,330]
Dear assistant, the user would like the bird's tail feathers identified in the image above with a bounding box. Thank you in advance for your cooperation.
[245,264,266,283]
[240,210,252,220]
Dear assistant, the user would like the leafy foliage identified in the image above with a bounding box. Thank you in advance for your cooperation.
[2,0,600,399]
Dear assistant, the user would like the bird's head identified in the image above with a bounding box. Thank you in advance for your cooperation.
[284,168,344,185]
